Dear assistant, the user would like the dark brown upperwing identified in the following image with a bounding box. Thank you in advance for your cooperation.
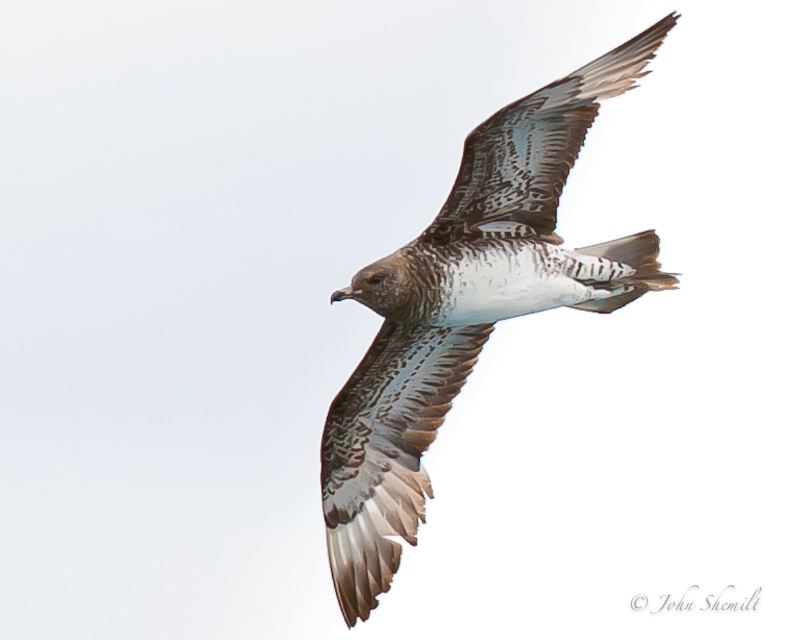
[420,12,679,246]
[321,320,493,627]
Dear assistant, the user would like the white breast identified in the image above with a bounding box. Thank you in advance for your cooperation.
[433,241,594,326]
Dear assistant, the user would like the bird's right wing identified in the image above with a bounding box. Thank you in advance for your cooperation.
[321,320,494,627]
[420,12,679,246]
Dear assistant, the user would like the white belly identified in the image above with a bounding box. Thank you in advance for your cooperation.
[433,242,593,326]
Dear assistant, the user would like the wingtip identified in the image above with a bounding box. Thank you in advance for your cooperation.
[655,11,680,28]
[568,9,681,103]
[656,11,681,36]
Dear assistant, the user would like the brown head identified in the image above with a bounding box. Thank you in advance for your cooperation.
[330,252,412,321]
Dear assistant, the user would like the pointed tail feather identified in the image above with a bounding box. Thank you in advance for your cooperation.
[570,230,678,313]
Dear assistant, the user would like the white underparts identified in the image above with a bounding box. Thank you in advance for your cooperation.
[433,240,636,326]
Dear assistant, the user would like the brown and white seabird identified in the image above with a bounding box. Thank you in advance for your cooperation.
[322,12,680,627]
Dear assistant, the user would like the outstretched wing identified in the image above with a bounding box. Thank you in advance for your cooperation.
[321,320,494,627]
[420,12,679,246]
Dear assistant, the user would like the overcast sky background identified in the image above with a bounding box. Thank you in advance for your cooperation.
[2,0,799,638]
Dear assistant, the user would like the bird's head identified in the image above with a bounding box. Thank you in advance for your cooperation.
[330,253,410,320]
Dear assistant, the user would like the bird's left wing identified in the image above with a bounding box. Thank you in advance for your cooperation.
[420,12,679,246]
[321,320,494,627]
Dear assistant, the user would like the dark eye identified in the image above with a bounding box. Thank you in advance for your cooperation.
[366,274,384,285]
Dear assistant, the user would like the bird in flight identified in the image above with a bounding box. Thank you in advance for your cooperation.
[321,12,679,627]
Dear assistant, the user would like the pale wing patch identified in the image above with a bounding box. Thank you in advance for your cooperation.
[477,221,537,239]
[327,454,433,628]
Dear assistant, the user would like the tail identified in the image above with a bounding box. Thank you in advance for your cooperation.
[570,230,678,314]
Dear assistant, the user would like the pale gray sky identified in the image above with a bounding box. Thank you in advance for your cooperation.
[2,0,798,638]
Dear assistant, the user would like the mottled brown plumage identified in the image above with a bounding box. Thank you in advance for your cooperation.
[322,321,493,626]
[322,12,679,627]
